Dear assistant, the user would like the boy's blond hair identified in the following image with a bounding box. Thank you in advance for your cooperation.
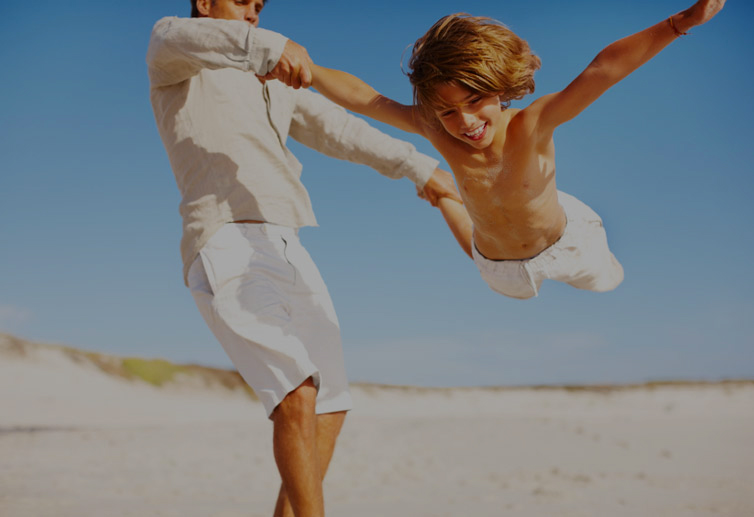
[407,13,541,122]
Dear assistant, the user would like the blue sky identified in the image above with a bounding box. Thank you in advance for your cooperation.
[1,0,752,387]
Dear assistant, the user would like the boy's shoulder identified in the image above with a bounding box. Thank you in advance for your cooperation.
[499,106,554,157]
[505,103,548,139]
[500,107,526,135]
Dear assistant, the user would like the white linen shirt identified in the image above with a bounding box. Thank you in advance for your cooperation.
[147,17,439,285]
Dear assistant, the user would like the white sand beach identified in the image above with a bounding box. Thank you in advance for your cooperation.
[1,333,752,517]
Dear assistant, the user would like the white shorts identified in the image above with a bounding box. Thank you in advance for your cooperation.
[472,191,624,299]
[187,223,353,418]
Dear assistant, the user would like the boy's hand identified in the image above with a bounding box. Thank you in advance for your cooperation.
[419,168,462,207]
[260,39,313,89]
[681,0,725,31]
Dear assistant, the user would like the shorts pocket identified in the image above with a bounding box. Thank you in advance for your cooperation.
[198,249,219,296]
[199,227,256,296]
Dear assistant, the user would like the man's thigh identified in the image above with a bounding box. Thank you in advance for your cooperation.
[188,223,353,417]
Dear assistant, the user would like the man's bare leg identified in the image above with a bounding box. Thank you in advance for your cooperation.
[273,411,346,517]
[272,378,347,517]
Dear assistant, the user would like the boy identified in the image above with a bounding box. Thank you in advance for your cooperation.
[277,0,725,299]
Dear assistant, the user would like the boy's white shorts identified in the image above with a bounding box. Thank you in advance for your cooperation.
[188,223,353,418]
[472,191,624,299]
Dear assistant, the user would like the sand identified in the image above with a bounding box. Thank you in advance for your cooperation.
[1,334,752,517]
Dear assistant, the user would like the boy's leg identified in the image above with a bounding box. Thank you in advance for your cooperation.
[271,378,347,517]
[548,192,624,293]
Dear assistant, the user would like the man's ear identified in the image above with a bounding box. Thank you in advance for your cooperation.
[196,0,212,17]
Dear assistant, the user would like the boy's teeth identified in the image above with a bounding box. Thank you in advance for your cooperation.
[465,124,485,138]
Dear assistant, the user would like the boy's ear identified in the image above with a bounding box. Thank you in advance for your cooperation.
[196,0,212,17]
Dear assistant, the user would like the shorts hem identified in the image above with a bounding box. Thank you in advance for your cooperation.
[262,367,321,419]
[315,391,354,416]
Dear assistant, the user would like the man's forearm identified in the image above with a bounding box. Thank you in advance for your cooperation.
[290,89,438,186]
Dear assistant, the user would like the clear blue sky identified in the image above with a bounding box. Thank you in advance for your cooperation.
[1,0,752,387]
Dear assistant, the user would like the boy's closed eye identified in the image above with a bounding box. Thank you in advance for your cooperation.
[439,96,483,117]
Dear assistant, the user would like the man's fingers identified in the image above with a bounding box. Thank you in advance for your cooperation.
[422,188,440,206]
[266,39,314,89]
[289,65,302,89]
[299,63,313,89]
[288,61,313,89]
[280,67,295,88]
[266,62,311,89]
[422,169,463,205]
[418,185,440,206]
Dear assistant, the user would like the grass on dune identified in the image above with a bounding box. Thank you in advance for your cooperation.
[121,358,186,387]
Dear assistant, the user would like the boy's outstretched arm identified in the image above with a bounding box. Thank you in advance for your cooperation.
[529,0,725,139]
[418,187,473,259]
[437,197,473,259]
[310,64,424,135]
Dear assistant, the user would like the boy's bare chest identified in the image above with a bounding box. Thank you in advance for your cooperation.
[452,151,541,199]
[451,145,557,229]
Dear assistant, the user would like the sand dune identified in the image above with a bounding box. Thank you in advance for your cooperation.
[1,333,753,516]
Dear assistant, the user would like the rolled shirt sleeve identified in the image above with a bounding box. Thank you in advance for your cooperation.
[146,16,288,88]
[288,88,438,188]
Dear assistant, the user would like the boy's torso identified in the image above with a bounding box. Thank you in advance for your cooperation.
[429,108,566,260]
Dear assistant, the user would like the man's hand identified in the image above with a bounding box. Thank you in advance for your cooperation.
[418,168,462,207]
[261,39,313,89]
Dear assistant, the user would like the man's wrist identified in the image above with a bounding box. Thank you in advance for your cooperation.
[401,152,439,189]
[250,28,288,75]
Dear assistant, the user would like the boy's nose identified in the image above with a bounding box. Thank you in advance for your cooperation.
[460,112,477,128]
[246,10,259,25]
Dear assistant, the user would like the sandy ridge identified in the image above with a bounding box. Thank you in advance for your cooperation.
[1,333,753,516]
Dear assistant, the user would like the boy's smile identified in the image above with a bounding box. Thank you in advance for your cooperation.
[434,83,502,149]
[463,123,487,141]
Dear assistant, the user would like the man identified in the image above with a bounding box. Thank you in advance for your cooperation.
[146,1,460,515]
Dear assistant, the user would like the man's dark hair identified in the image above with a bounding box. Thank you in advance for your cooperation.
[190,0,202,18]
[191,0,267,18]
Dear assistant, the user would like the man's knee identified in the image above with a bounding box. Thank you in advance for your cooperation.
[272,377,318,424]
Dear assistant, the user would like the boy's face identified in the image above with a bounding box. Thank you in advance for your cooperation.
[198,0,265,27]
[433,83,502,150]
